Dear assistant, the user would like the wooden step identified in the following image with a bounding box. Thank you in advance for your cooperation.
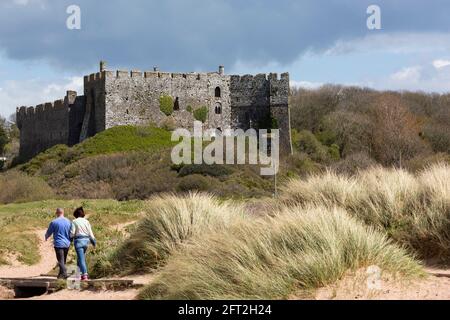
[0,277,137,298]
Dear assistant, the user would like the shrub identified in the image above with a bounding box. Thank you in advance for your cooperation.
[140,206,422,300]
[186,105,193,113]
[92,193,245,276]
[331,152,376,175]
[176,175,210,192]
[424,122,450,153]
[292,130,330,162]
[0,171,55,204]
[161,117,177,131]
[178,164,233,178]
[193,106,208,123]
[283,153,322,177]
[159,95,174,116]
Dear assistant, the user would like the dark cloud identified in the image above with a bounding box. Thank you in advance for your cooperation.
[0,0,449,72]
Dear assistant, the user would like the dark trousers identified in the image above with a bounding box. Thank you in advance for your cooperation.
[54,247,69,278]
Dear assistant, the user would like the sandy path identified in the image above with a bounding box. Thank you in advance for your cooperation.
[28,273,154,300]
[112,220,138,237]
[26,288,140,300]
[0,230,55,278]
[314,268,450,300]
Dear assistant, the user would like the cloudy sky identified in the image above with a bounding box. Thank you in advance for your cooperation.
[1,0,450,117]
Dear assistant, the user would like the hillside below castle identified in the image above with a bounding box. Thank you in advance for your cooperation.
[16,62,292,160]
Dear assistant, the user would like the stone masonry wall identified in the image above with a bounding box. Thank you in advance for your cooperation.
[83,70,232,133]
[230,72,292,154]
[16,99,70,160]
[269,73,293,154]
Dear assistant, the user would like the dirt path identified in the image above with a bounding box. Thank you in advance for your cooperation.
[0,230,55,278]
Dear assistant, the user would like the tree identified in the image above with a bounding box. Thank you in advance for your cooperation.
[371,94,429,167]
[320,110,374,158]
[0,117,9,155]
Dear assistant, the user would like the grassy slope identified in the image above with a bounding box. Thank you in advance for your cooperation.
[20,126,175,175]
[14,125,273,200]
[0,199,144,266]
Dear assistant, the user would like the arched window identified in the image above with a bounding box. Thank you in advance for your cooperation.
[215,103,222,115]
[174,97,180,111]
[215,87,221,98]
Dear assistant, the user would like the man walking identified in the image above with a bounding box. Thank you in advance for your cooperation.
[45,208,71,279]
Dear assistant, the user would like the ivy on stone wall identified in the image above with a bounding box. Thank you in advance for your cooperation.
[159,95,174,116]
[193,106,208,123]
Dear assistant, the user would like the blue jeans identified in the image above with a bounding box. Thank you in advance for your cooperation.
[74,238,90,275]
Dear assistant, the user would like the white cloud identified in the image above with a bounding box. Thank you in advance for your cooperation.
[290,81,323,89]
[326,32,450,56]
[0,76,83,117]
[390,66,422,82]
[367,62,450,93]
[433,59,450,69]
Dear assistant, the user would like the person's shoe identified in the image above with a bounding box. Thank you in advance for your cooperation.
[57,275,69,280]
[81,274,89,281]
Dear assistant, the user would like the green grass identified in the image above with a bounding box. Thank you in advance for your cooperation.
[19,125,176,175]
[79,126,175,156]
[0,199,145,266]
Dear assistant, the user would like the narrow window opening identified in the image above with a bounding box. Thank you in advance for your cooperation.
[174,97,180,111]
[215,87,221,98]
[215,103,222,115]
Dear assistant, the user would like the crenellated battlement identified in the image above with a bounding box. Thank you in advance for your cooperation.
[89,69,223,81]
[230,72,289,84]
[16,98,71,122]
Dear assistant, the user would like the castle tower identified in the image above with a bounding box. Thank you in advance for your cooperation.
[100,61,107,72]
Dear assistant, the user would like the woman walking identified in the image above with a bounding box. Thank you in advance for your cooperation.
[71,207,96,281]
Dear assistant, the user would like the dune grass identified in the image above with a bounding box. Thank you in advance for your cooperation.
[139,206,423,300]
[91,193,246,277]
[280,163,450,260]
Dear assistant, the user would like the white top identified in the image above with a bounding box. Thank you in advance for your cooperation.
[70,218,95,239]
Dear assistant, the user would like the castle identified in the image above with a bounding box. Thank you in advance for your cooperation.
[16,62,292,160]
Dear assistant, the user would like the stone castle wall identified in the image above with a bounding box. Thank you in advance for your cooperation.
[81,70,231,132]
[17,100,67,160]
[230,72,292,153]
[16,63,292,160]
